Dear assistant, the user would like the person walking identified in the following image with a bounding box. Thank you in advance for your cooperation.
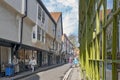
[29,57,37,72]
[73,57,79,67]
[12,55,19,74]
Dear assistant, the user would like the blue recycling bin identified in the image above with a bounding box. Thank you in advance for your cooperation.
[5,64,14,76]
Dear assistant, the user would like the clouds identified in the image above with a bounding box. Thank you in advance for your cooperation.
[42,0,78,36]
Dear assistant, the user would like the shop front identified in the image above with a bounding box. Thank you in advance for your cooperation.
[37,51,42,67]
[42,52,48,66]
[17,45,49,69]
[0,46,12,76]
[0,39,17,77]
[0,41,55,76]
[18,47,38,72]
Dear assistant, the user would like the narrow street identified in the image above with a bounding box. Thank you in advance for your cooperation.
[0,0,81,80]
[19,64,71,80]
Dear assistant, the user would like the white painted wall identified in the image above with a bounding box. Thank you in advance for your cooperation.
[4,0,38,24]
[0,4,19,42]
[27,0,37,24]
[22,21,33,46]
[45,17,55,38]
[4,0,24,14]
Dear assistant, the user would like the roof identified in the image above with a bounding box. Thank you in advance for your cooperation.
[37,0,56,25]
[99,9,111,21]
[63,34,74,46]
[50,12,62,22]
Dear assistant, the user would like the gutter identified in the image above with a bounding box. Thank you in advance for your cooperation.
[14,0,28,55]
[53,24,57,51]
[20,0,28,45]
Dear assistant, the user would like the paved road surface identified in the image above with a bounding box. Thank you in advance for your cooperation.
[19,64,71,80]
[68,67,81,80]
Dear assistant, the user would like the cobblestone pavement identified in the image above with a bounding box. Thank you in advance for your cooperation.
[19,64,71,80]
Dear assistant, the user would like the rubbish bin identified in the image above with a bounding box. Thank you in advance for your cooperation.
[5,64,14,76]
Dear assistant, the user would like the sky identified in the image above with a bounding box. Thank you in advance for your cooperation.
[41,0,79,37]
[107,0,113,9]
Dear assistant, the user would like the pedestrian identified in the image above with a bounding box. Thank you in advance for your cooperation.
[19,57,24,72]
[69,57,72,63]
[29,57,37,72]
[12,55,19,74]
[73,57,79,67]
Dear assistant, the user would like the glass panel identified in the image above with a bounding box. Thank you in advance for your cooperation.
[107,0,113,10]
[117,63,120,80]
[106,63,112,80]
[117,0,120,8]
[106,0,113,20]
[100,34,102,59]
[0,47,11,73]
[38,6,42,20]
[18,49,25,61]
[95,0,100,10]
[117,15,120,80]
[1,47,9,65]
[42,30,44,42]
[37,26,42,41]
[99,5,103,30]
[18,49,25,72]
[33,31,35,39]
[33,51,37,61]
[117,15,120,60]
[106,22,113,60]
[94,41,97,59]
[25,50,32,65]
[99,62,103,79]
[42,11,45,23]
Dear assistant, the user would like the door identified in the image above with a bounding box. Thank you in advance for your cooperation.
[48,54,50,66]
[37,52,42,67]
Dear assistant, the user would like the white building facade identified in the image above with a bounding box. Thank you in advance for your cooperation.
[0,0,59,74]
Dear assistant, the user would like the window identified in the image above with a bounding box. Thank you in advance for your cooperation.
[37,26,42,41]
[38,6,42,20]
[42,11,45,23]
[53,27,55,36]
[42,30,45,43]
[33,31,35,39]
[50,40,53,49]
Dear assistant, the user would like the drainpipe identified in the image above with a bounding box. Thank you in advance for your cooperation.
[66,39,68,61]
[14,0,28,55]
[53,24,57,64]
[20,0,28,45]
[53,24,57,51]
